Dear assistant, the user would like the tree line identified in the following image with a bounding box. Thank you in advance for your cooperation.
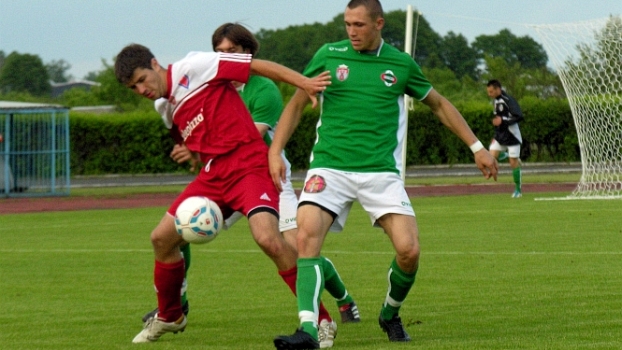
[0,9,564,108]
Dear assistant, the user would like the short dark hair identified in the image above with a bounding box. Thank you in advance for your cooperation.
[212,23,259,56]
[487,79,502,89]
[114,44,155,84]
[347,0,384,20]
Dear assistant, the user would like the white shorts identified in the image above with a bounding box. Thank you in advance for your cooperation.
[490,139,521,159]
[298,168,415,232]
[224,157,297,233]
[278,179,298,232]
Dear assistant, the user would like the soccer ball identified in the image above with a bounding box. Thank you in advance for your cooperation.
[174,196,223,244]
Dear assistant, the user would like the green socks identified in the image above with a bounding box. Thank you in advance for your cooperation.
[380,258,417,320]
[180,244,191,305]
[297,257,324,339]
[322,257,354,307]
[513,167,522,192]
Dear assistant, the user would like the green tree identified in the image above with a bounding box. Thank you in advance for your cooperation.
[438,31,478,79]
[473,29,548,69]
[46,59,73,83]
[402,13,444,69]
[0,50,5,72]
[256,20,344,72]
[0,51,51,96]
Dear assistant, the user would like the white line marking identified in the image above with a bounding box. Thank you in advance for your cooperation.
[1,249,621,255]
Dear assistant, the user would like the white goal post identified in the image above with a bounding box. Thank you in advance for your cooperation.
[531,16,622,200]
[401,5,420,180]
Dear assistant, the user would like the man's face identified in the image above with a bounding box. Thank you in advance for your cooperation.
[214,38,248,87]
[125,59,165,100]
[214,38,245,54]
[487,85,501,99]
[344,5,384,51]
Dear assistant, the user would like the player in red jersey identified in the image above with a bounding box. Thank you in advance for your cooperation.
[114,43,330,343]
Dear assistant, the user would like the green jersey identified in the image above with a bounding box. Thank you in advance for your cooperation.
[239,75,283,146]
[303,39,433,173]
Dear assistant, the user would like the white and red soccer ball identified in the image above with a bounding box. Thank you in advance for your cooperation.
[174,196,223,244]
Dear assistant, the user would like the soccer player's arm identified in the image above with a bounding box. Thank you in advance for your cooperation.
[249,59,330,109]
[168,125,201,172]
[423,89,498,180]
[504,96,524,124]
[268,88,310,191]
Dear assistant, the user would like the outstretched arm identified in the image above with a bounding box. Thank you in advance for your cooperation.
[269,88,311,191]
[422,89,498,180]
[250,59,330,108]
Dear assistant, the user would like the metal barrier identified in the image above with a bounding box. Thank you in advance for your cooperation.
[0,101,70,198]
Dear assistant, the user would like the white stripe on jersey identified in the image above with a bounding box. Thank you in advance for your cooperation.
[218,52,252,63]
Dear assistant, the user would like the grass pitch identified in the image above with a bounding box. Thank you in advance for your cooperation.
[1,191,621,349]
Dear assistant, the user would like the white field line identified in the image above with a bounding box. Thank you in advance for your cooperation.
[1,249,622,255]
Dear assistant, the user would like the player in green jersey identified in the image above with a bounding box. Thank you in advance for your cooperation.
[270,1,497,348]
[211,22,359,349]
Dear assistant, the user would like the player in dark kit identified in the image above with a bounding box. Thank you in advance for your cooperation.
[114,43,330,343]
[486,79,524,198]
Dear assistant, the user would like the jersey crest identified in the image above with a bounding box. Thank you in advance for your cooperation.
[381,70,397,87]
[178,74,190,89]
[303,175,326,193]
[336,64,349,82]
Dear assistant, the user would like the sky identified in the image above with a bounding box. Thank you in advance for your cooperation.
[1,0,621,80]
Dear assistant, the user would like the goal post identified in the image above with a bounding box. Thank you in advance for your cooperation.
[402,5,420,180]
[531,16,622,200]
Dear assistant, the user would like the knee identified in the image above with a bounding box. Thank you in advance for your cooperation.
[150,226,181,253]
[396,243,420,268]
[254,231,286,257]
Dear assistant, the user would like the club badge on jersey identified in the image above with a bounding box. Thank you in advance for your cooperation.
[337,65,349,81]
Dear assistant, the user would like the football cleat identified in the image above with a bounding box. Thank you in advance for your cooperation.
[142,300,189,323]
[378,314,411,342]
[339,302,361,323]
[512,190,522,198]
[318,319,337,348]
[132,314,187,343]
[274,328,319,349]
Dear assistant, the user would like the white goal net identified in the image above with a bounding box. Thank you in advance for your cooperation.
[532,16,622,199]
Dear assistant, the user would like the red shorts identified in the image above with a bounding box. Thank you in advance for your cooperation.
[167,140,280,219]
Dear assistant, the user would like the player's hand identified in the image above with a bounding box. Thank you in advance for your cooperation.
[304,71,331,108]
[268,151,286,192]
[492,116,502,126]
[474,149,498,181]
[170,144,200,172]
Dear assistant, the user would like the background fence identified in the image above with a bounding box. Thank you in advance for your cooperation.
[0,102,70,198]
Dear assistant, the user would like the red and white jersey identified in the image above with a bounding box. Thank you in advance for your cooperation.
[155,51,262,160]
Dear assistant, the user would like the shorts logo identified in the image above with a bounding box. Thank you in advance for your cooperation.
[179,74,190,89]
[304,175,326,193]
[381,70,397,87]
[260,193,272,201]
[336,64,349,81]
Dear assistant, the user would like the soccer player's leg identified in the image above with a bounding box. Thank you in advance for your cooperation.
[362,173,417,342]
[133,214,187,343]
[274,204,334,349]
[508,145,522,198]
[488,139,504,161]
[377,214,418,342]
[321,257,359,323]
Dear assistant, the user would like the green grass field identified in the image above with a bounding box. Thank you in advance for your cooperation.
[1,190,621,349]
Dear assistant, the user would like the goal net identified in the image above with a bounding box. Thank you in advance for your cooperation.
[532,16,622,199]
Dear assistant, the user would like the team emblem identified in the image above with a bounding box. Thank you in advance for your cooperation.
[381,70,397,87]
[336,64,349,82]
[304,175,327,193]
[179,74,190,89]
